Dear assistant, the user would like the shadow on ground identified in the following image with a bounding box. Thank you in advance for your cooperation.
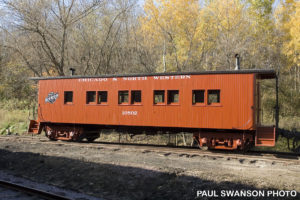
[0,149,298,200]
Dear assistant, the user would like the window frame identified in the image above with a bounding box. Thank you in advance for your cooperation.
[118,90,129,105]
[86,91,96,104]
[64,91,73,105]
[98,91,108,105]
[192,90,205,105]
[207,89,221,105]
[131,90,142,105]
[167,90,179,105]
[153,90,165,105]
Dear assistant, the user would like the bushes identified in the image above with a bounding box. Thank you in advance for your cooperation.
[0,107,30,135]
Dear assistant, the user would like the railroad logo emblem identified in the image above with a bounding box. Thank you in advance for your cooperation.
[45,92,59,103]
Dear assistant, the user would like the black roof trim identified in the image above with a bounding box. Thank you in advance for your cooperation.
[29,69,276,80]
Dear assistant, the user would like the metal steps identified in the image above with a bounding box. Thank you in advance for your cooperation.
[255,126,275,146]
[28,120,40,134]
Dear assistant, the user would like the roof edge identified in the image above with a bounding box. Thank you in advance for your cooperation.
[29,69,276,80]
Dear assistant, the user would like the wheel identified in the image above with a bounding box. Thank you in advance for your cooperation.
[45,129,57,141]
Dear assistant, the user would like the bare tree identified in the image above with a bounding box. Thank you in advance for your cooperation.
[68,0,139,75]
[1,0,103,76]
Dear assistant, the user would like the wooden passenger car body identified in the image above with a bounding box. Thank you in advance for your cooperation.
[29,69,277,150]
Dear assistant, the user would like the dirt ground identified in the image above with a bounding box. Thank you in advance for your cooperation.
[0,135,299,200]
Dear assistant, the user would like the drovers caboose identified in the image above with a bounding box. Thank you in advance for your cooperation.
[28,69,278,150]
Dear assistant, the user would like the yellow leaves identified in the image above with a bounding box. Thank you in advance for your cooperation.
[288,2,300,67]
[5,61,26,74]
[140,0,258,71]
[141,0,199,39]
[277,0,300,69]
[204,0,245,32]
[200,0,251,45]
[42,68,58,77]
[140,0,200,72]
[139,0,298,72]
[290,3,300,41]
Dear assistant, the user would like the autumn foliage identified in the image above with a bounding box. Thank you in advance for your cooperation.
[0,0,299,122]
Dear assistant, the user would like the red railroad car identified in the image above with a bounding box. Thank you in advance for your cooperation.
[28,69,278,150]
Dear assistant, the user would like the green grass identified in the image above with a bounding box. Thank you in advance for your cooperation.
[255,116,300,152]
[0,99,35,135]
[254,135,297,152]
[0,108,30,135]
[279,116,300,131]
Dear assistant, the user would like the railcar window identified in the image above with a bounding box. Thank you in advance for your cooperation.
[98,91,108,104]
[64,91,73,104]
[119,91,129,104]
[193,90,205,104]
[86,91,96,104]
[154,90,165,104]
[208,90,220,104]
[131,90,141,104]
[167,90,179,104]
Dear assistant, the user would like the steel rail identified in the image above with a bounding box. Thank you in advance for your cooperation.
[0,135,299,161]
[0,180,71,200]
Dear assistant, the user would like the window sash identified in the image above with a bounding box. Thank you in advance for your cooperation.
[154,90,165,104]
[119,91,129,104]
[193,90,205,104]
[64,91,73,104]
[168,90,179,104]
[98,91,108,103]
[208,90,220,104]
[131,91,141,104]
[86,91,96,103]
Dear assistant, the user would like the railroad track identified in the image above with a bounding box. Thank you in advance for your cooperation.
[0,179,70,200]
[0,135,299,164]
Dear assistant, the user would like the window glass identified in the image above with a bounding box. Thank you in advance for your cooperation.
[154,90,165,104]
[208,90,220,104]
[131,90,141,104]
[168,90,179,104]
[64,91,73,104]
[119,91,129,104]
[98,91,107,103]
[192,90,205,104]
[86,91,96,104]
